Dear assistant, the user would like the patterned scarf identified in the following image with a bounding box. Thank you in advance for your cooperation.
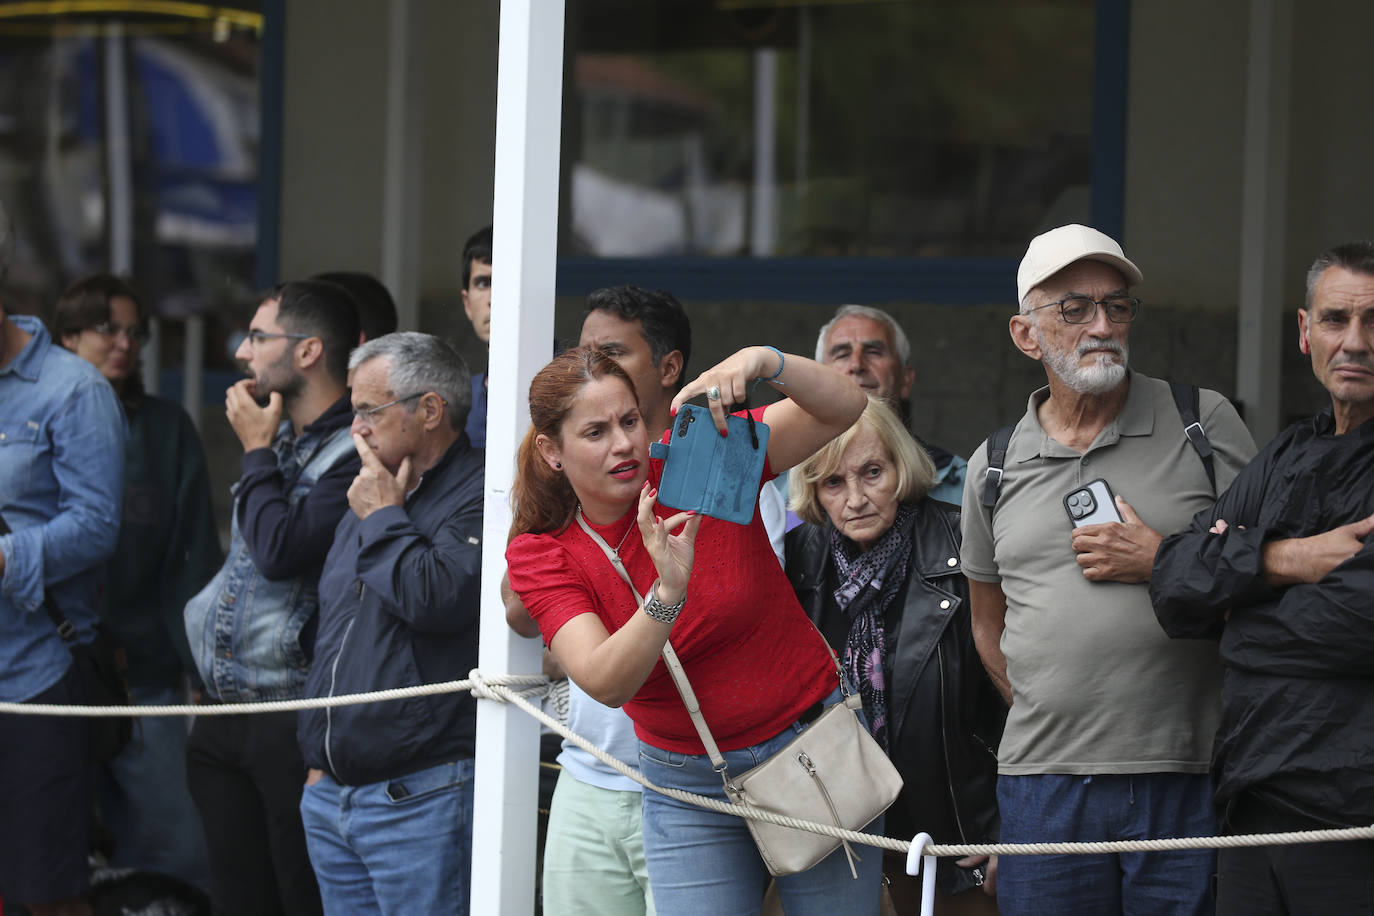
[829,501,917,752]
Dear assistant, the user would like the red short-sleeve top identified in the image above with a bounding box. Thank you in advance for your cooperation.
[506,409,837,754]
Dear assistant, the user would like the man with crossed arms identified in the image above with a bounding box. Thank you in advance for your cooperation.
[1153,240,1374,914]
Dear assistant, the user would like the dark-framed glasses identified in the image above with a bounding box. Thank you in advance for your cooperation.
[92,321,149,344]
[246,329,312,346]
[1028,295,1141,325]
[352,391,427,425]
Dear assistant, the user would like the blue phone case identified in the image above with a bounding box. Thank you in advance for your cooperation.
[648,403,770,525]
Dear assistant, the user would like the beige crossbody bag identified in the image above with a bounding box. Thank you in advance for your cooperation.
[577,511,903,878]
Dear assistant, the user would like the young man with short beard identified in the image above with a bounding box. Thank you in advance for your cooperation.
[183,280,360,916]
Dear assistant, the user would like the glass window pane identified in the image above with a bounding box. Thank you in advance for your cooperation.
[0,14,261,375]
[566,0,1096,259]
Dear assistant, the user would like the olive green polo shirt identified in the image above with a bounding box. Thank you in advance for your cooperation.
[961,371,1256,775]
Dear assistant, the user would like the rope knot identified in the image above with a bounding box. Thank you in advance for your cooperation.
[467,668,502,701]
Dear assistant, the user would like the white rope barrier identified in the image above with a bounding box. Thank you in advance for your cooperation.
[0,674,549,717]
[465,674,1374,860]
[5,670,1371,860]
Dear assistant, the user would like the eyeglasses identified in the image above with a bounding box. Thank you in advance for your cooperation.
[92,321,149,344]
[1026,295,1141,325]
[246,329,312,346]
[352,392,427,425]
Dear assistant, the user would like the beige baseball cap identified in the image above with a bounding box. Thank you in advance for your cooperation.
[1016,224,1142,303]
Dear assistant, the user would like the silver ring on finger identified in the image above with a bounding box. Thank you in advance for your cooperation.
[706,385,721,401]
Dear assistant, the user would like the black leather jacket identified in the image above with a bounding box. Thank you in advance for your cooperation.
[785,499,1005,897]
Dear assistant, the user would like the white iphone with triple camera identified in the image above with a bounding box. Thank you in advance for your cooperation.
[1063,478,1124,528]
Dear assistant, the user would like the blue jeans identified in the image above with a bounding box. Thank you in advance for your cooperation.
[997,773,1217,916]
[299,759,475,916]
[638,687,884,916]
[100,683,212,890]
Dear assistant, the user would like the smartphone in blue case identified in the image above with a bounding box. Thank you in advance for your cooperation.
[648,403,770,525]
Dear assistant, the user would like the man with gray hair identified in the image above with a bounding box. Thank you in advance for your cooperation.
[296,332,484,915]
[960,224,1256,914]
[815,303,967,504]
[1152,240,1374,914]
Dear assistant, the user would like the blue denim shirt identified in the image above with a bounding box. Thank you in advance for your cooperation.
[185,419,356,702]
[0,315,126,701]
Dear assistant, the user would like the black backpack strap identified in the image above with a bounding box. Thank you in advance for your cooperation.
[1170,382,1216,494]
[981,424,1016,509]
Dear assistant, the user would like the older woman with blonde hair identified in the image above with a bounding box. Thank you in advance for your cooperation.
[785,398,1005,915]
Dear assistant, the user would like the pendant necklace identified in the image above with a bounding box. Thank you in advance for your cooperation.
[612,519,635,558]
[577,504,635,559]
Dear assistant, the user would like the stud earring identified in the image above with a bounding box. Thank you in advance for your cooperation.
[554,461,562,469]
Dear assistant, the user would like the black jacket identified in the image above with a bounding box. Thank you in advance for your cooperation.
[785,499,1005,896]
[298,436,484,786]
[1152,410,1374,826]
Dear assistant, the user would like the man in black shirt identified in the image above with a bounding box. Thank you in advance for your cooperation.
[1152,240,1374,914]
[184,280,360,916]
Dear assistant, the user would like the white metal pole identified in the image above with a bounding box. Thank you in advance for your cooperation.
[470,0,565,913]
[1235,0,1291,446]
[381,0,424,331]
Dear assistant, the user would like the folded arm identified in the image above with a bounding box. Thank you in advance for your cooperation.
[1151,450,1273,637]
[1257,513,1374,586]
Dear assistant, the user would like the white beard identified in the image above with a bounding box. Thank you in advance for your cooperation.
[1039,329,1128,395]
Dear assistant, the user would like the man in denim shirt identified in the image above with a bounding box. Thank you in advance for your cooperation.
[0,221,126,912]
[184,280,359,916]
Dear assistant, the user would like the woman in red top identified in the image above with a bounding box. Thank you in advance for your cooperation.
[506,344,875,915]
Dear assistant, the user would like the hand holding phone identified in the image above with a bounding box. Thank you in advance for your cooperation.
[1064,478,1124,528]
[648,404,769,525]
[1067,481,1163,583]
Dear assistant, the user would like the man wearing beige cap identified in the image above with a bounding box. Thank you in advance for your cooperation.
[960,224,1256,914]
